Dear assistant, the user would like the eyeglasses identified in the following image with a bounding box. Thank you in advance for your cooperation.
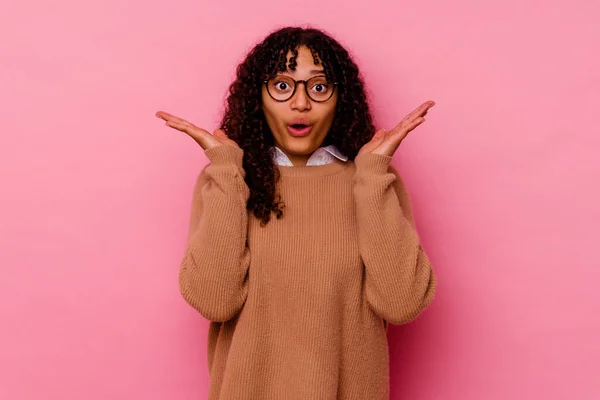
[263,75,338,103]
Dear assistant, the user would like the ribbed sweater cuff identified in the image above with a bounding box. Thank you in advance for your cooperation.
[354,152,393,175]
[204,145,244,169]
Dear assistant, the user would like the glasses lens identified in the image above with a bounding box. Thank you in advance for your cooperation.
[266,75,335,102]
[267,76,295,101]
[306,76,334,102]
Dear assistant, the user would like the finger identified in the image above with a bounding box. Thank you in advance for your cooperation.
[157,111,201,133]
[165,120,211,143]
[155,111,192,126]
[389,117,425,142]
[165,119,195,133]
[389,102,434,135]
[409,101,435,119]
[156,111,178,121]
[400,101,435,127]
[403,117,426,134]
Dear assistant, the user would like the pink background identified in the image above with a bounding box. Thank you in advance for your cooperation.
[1,0,598,398]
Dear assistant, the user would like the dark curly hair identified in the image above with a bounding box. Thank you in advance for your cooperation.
[220,26,376,226]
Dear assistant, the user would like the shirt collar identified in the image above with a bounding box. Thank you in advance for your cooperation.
[320,145,349,162]
[271,145,348,166]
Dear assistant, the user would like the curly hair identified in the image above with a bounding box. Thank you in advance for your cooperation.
[220,26,376,226]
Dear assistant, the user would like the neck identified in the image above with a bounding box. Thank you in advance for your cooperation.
[279,148,310,166]
[289,156,308,167]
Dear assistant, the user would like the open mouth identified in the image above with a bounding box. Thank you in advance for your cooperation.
[287,124,312,137]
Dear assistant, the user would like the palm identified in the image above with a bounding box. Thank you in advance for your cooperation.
[155,111,240,151]
[358,101,435,157]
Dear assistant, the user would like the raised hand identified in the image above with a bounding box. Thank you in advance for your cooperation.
[155,111,240,151]
[358,101,435,157]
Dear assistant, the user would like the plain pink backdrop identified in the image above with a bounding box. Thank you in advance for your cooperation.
[1,0,598,399]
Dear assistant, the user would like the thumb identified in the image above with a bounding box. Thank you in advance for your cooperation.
[213,128,240,149]
[213,128,228,139]
[371,129,386,142]
[359,128,386,155]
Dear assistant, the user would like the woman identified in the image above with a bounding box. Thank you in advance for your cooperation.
[156,26,436,400]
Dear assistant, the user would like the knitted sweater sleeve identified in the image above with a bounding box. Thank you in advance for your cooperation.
[179,145,251,322]
[353,151,437,325]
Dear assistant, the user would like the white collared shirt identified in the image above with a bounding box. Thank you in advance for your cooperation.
[272,145,348,166]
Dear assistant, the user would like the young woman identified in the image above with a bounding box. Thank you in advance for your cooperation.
[156,26,437,400]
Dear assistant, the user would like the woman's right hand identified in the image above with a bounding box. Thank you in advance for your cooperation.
[155,111,240,151]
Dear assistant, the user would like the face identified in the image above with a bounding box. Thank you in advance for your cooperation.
[261,46,338,166]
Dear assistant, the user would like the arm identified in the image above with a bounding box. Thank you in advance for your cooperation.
[179,145,251,322]
[353,151,436,325]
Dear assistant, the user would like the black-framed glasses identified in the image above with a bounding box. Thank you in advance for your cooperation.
[263,75,338,103]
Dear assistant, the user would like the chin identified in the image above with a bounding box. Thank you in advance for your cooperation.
[282,141,319,155]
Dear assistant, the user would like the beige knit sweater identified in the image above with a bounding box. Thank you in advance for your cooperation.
[179,144,436,399]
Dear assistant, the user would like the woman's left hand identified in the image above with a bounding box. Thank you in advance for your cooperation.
[358,101,435,157]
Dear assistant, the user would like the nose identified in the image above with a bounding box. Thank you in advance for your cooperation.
[290,82,311,112]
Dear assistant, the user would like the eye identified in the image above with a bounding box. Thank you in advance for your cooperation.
[269,77,293,92]
[312,83,328,92]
